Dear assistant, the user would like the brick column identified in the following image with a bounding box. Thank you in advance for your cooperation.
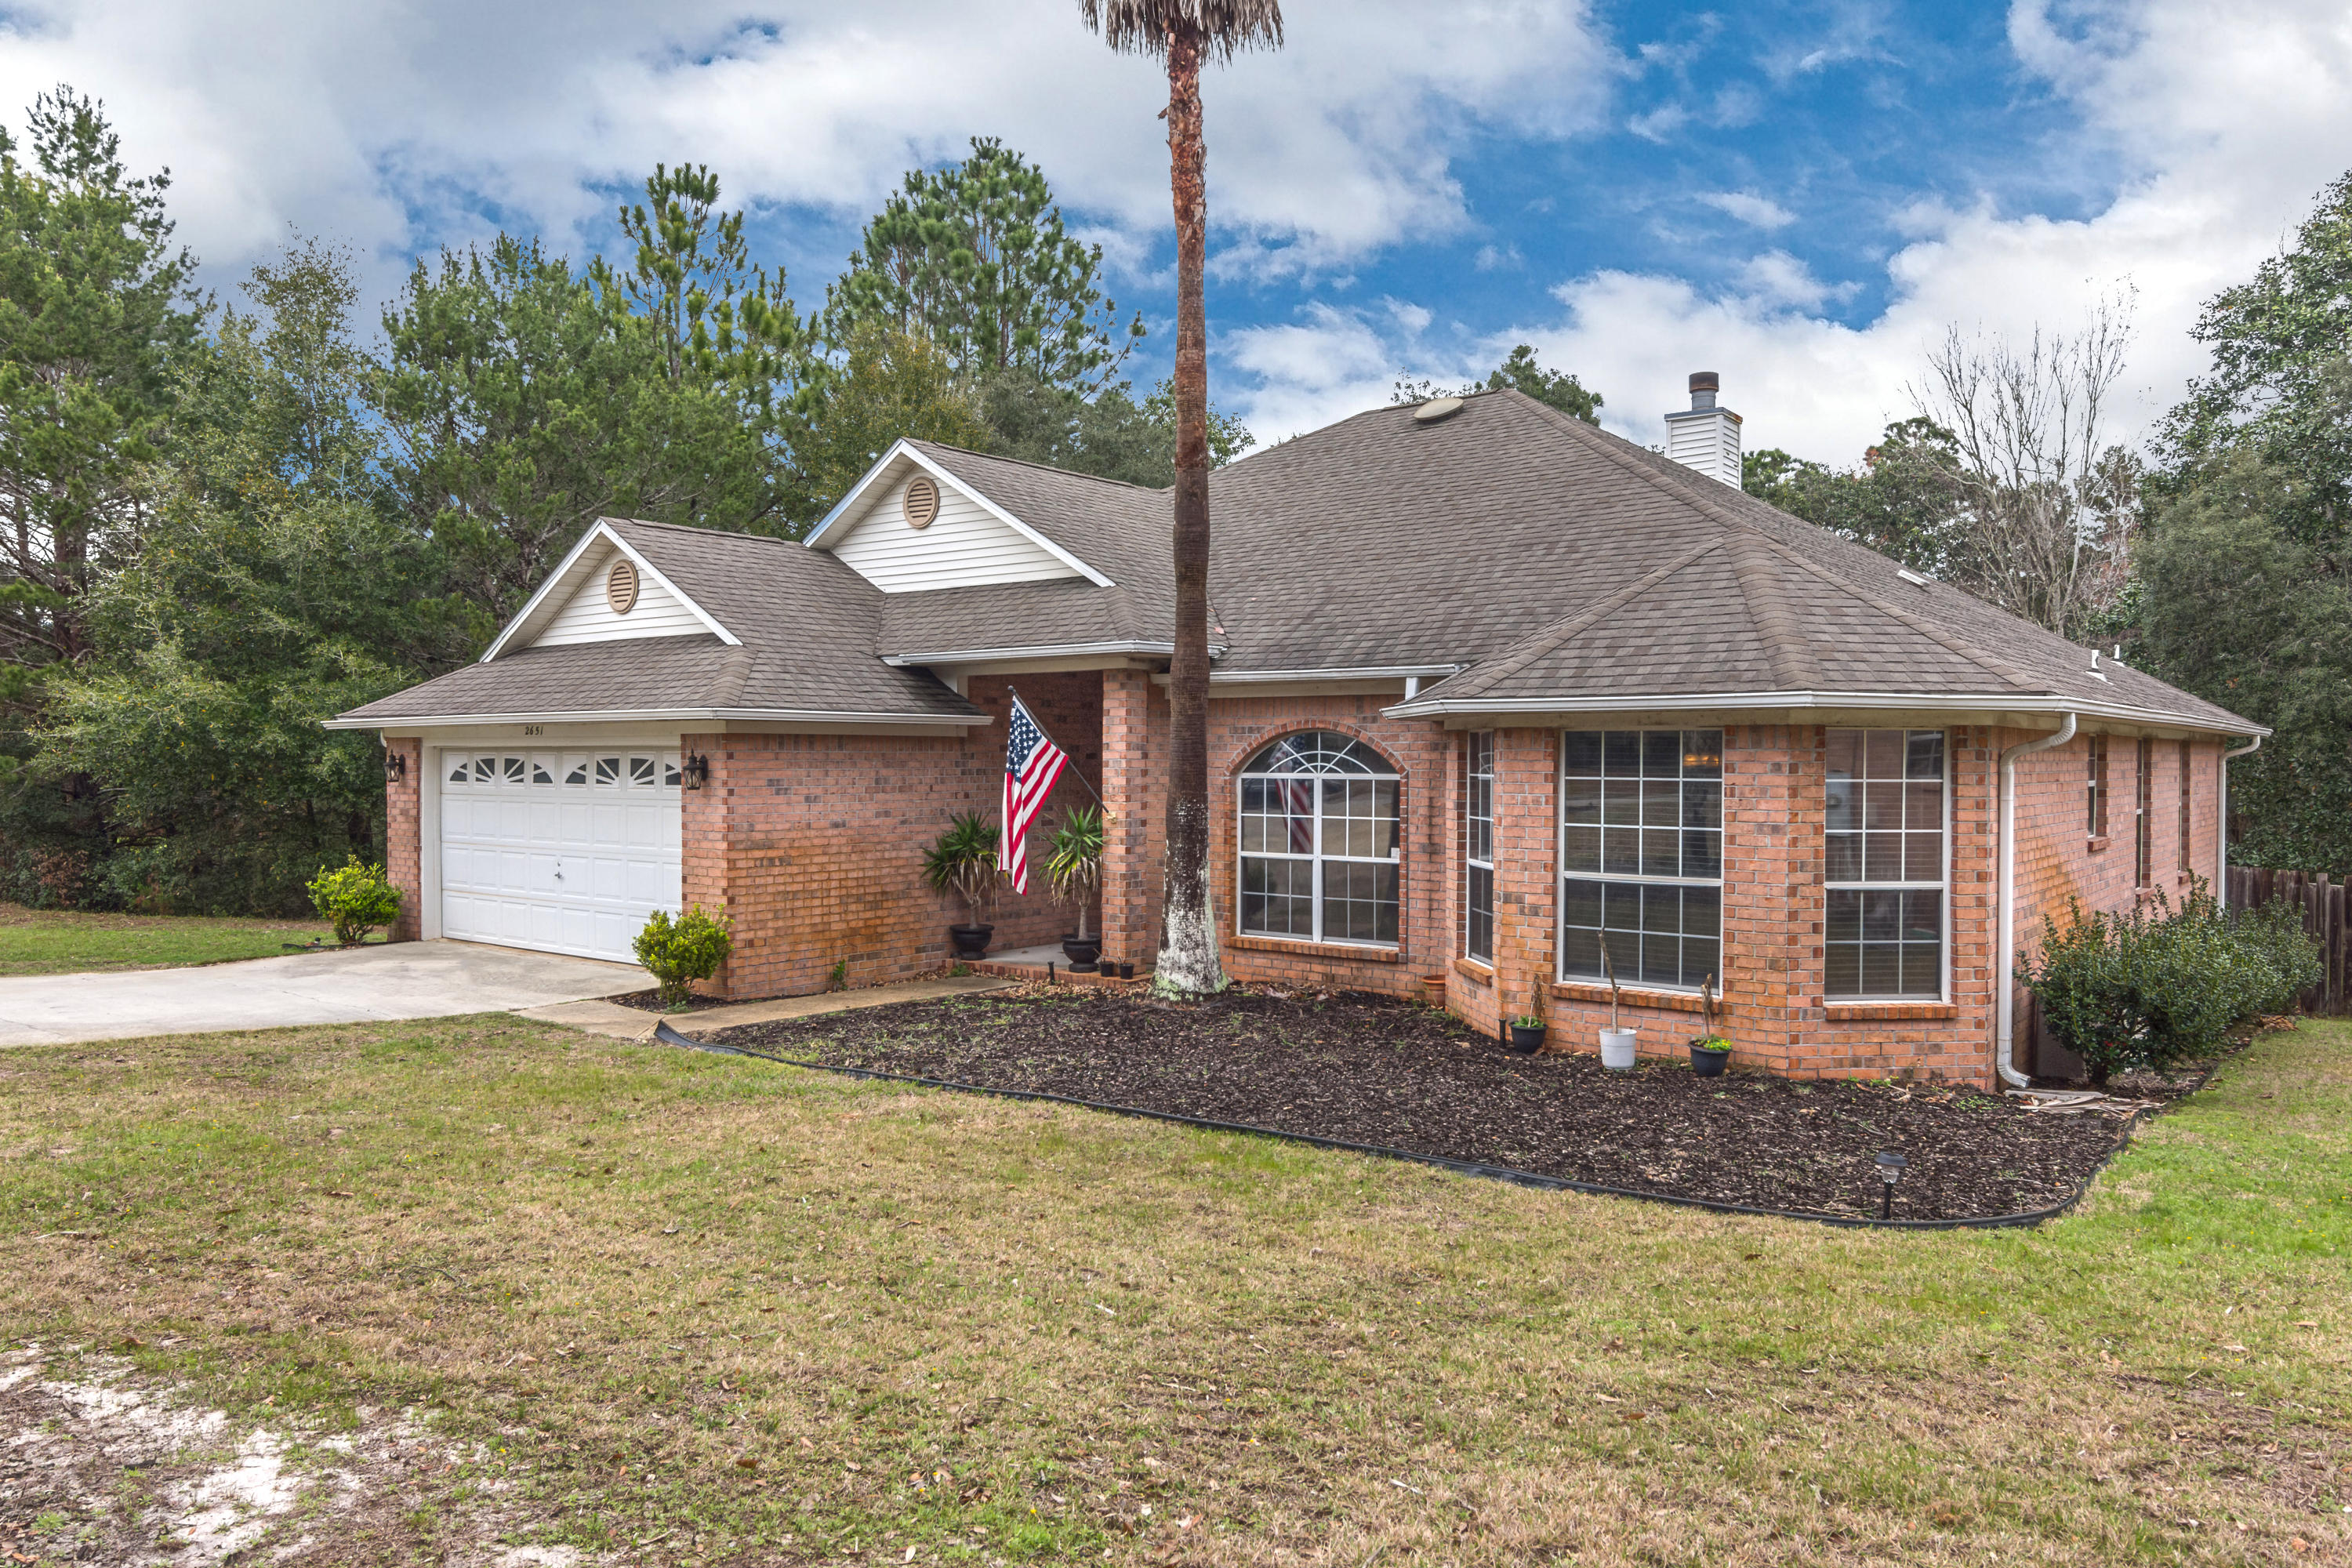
[1486,728,1558,1036]
[679,732,731,995]
[385,737,423,942]
[1099,670,1163,972]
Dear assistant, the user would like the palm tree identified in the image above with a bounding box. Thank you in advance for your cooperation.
[1081,0,1283,999]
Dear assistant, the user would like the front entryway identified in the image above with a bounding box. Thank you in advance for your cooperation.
[437,748,681,963]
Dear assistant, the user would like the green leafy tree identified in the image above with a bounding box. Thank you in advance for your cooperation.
[1482,343,1602,423]
[977,370,1253,486]
[1743,417,1965,575]
[787,323,996,515]
[378,231,791,626]
[2137,449,2352,872]
[25,239,438,912]
[2159,170,2352,549]
[0,87,201,705]
[826,138,1143,395]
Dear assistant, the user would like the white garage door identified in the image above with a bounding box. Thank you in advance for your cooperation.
[438,748,681,963]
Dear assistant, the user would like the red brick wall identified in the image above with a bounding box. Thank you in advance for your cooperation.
[1098,670,1167,974]
[679,670,1104,999]
[2008,729,2225,1076]
[385,738,423,942]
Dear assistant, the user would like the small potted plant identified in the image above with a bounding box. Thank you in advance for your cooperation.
[1045,803,1109,972]
[1689,974,1731,1077]
[1508,967,1549,1052]
[1598,946,1638,1070]
[923,811,1001,960]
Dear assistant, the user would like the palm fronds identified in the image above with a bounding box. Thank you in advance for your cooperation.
[1080,0,1283,62]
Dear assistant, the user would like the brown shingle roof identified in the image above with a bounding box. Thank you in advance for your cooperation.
[336,520,982,725]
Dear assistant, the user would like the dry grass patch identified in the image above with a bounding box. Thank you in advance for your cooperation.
[1,1009,2346,1566]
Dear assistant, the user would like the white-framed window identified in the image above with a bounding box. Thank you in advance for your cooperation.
[1559,729,1723,990]
[1465,731,1496,964]
[1238,731,1400,946]
[1824,728,1947,1000]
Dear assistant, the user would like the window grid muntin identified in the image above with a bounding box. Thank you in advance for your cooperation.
[2176,740,2193,874]
[1238,733,1401,948]
[2134,737,2154,889]
[1465,731,1495,964]
[1824,728,1949,1001]
[2087,735,2109,839]
[1559,729,1724,992]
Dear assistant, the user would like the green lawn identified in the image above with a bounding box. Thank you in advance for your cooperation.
[2,1008,2345,1565]
[0,902,335,975]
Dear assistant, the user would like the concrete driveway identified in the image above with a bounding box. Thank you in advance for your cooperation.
[0,940,648,1047]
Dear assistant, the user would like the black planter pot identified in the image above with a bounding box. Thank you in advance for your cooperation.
[1508,1022,1548,1054]
[949,924,994,960]
[1060,934,1102,973]
[1690,1040,1731,1077]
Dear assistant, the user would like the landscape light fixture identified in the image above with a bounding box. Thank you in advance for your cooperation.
[1875,1150,1907,1220]
[681,754,711,791]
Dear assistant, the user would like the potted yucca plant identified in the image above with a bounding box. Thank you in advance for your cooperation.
[1046,804,1109,973]
[924,812,1002,960]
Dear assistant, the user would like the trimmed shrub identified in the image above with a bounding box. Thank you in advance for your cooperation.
[634,906,734,1007]
[2021,880,2322,1084]
[306,855,401,947]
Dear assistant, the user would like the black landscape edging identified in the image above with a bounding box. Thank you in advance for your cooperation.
[652,1021,2154,1232]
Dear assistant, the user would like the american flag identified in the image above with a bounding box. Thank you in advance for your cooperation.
[1000,695,1070,895]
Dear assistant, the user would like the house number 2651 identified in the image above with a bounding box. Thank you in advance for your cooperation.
[521,724,544,737]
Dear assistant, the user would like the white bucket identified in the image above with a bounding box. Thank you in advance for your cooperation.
[1599,1027,1639,1071]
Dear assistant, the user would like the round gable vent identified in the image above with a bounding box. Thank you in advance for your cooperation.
[1412,396,1465,424]
[902,474,941,528]
[605,557,640,615]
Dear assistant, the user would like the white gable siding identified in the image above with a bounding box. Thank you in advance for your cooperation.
[533,546,709,647]
[829,474,1079,593]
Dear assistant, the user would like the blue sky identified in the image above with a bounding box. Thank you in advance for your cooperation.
[4,0,2347,458]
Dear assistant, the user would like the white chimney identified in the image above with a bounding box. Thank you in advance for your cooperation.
[1664,370,1743,487]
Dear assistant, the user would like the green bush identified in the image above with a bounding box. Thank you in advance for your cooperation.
[2021,880,2321,1084]
[305,855,401,946]
[633,906,734,1007]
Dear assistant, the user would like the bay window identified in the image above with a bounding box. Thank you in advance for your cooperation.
[1559,729,1722,989]
[1824,728,1946,999]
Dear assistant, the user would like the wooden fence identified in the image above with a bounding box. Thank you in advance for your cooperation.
[2227,866,2350,1017]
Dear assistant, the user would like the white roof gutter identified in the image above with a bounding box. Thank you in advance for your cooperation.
[1382,687,2267,738]
[2220,734,2263,903]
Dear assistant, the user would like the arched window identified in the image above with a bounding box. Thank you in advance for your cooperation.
[1237,731,1400,946]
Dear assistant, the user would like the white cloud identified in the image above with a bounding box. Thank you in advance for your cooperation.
[0,0,1615,301]
[1230,0,2352,461]
[1697,191,1797,230]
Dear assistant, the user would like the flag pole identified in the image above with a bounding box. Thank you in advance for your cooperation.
[1005,685,1105,811]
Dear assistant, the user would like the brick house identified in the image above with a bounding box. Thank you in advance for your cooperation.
[332,380,2261,1087]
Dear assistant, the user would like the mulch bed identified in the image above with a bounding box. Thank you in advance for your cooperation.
[608,988,741,1014]
[706,987,2169,1222]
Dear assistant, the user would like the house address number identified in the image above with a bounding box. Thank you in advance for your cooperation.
[521,725,544,737]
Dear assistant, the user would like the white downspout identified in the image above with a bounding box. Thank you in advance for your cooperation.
[1997,713,2078,1089]
[2219,735,2263,905]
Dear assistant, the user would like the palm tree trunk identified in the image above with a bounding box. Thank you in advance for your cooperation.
[1155,27,1225,999]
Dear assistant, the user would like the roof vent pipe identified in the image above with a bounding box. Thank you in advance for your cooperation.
[1664,371,1743,487]
[1996,713,2078,1089]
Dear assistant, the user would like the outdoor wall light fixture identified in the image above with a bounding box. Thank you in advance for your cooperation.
[681,753,710,790]
[383,750,407,783]
[1875,1149,1907,1219]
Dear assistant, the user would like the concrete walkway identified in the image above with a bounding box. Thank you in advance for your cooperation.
[516,972,1015,1042]
[0,940,648,1047]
